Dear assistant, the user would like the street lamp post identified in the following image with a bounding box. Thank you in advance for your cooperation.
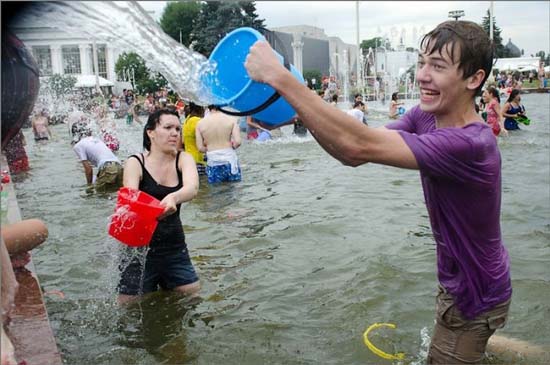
[448,10,465,21]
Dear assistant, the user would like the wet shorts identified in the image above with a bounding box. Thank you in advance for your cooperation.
[427,286,511,364]
[206,163,242,184]
[96,161,123,192]
[117,246,199,296]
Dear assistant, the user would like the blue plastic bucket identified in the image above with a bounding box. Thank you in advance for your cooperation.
[398,106,406,115]
[202,27,304,126]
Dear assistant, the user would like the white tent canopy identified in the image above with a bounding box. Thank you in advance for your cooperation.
[493,57,540,72]
[74,75,114,88]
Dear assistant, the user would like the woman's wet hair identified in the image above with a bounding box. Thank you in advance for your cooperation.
[391,92,399,101]
[143,108,180,151]
[506,89,521,103]
[487,86,500,103]
[420,20,494,94]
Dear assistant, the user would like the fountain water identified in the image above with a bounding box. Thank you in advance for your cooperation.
[14,1,218,105]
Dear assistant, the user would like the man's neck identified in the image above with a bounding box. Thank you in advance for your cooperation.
[434,96,480,129]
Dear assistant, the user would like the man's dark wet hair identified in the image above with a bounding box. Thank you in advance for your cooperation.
[420,20,494,95]
[353,101,364,108]
[143,108,180,151]
[71,121,92,144]
[391,92,399,101]
[331,94,338,102]
[187,102,204,118]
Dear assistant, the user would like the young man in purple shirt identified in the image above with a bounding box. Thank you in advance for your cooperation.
[244,20,512,364]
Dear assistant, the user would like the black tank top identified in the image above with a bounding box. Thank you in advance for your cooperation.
[129,152,186,250]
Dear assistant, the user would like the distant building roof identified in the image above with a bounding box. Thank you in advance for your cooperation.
[505,38,521,57]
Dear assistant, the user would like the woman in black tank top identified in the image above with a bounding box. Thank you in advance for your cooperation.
[117,109,200,305]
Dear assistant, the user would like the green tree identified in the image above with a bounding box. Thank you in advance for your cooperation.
[46,74,77,98]
[190,1,265,57]
[159,1,201,46]
[481,9,509,58]
[360,37,384,54]
[114,52,167,94]
[303,69,322,89]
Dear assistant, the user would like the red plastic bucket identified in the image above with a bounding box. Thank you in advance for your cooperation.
[108,187,165,247]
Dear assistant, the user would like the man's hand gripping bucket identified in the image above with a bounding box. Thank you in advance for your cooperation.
[201,27,304,126]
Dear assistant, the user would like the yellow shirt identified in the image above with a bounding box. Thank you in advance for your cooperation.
[182,115,205,166]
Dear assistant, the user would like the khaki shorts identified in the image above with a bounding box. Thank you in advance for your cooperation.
[96,162,123,192]
[428,286,511,365]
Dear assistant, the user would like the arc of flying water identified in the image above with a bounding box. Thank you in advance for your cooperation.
[17,1,218,104]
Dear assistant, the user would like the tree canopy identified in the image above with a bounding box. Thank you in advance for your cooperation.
[481,9,510,58]
[189,1,265,57]
[114,52,167,94]
[159,1,201,47]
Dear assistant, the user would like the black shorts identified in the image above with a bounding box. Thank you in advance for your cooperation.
[117,246,199,296]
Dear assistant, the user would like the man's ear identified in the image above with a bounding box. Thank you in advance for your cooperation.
[467,69,486,91]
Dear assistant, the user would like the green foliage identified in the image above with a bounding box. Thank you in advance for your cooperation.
[190,1,265,57]
[360,37,384,53]
[114,52,167,94]
[303,69,322,87]
[46,74,77,98]
[159,1,201,46]
[481,9,510,58]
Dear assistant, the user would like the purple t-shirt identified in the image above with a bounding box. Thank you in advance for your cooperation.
[386,105,512,319]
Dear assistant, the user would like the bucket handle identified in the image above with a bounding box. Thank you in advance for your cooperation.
[217,58,291,117]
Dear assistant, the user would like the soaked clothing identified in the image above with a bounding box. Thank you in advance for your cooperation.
[386,105,512,362]
[205,148,241,184]
[2,130,29,174]
[117,152,198,295]
[485,99,501,136]
[387,105,512,319]
[182,115,206,175]
[503,104,523,131]
[95,161,123,192]
[428,286,511,364]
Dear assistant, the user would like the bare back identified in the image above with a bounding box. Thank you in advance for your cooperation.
[196,110,240,151]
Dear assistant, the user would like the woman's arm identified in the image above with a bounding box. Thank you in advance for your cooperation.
[122,156,142,189]
[493,102,507,136]
[195,125,206,153]
[157,152,199,220]
[231,120,242,149]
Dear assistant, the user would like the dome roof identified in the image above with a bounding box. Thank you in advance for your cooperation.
[505,38,521,57]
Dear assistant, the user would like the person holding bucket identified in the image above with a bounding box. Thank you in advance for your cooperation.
[117,108,200,305]
[244,21,512,364]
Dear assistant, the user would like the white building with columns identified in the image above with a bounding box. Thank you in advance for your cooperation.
[12,24,127,93]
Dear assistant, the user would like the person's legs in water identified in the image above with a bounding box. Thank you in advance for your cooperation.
[427,287,510,364]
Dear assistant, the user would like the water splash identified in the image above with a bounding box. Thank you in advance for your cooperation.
[15,1,221,104]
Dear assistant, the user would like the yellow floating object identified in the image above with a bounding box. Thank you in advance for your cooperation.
[363,322,406,361]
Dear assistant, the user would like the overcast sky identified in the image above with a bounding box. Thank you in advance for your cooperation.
[138,1,549,57]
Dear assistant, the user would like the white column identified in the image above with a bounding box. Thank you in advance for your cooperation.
[291,34,304,74]
[106,47,116,82]
[79,44,91,75]
[50,45,63,74]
